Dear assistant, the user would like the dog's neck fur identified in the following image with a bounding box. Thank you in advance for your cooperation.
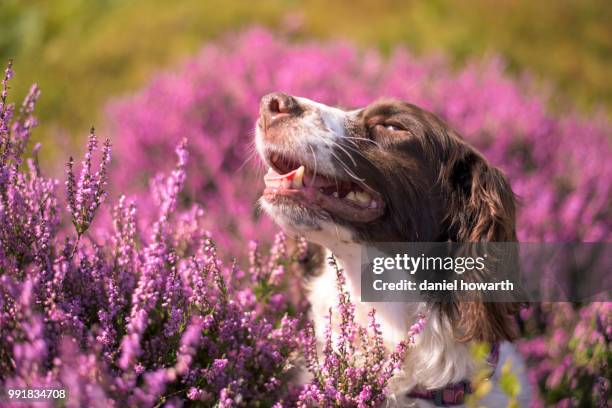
[304,229,477,394]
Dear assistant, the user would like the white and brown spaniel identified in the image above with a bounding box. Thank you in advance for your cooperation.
[255,92,531,407]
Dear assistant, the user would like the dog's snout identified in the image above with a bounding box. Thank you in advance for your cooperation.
[260,92,299,128]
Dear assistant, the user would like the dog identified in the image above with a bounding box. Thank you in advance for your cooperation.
[255,92,531,406]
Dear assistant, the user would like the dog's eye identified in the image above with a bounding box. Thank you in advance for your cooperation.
[368,122,404,138]
[382,123,405,132]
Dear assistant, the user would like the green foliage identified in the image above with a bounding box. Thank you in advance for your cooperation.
[467,344,521,408]
[499,361,521,406]
[467,343,494,407]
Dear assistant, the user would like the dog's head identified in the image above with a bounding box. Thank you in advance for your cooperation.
[255,93,520,341]
[256,92,516,244]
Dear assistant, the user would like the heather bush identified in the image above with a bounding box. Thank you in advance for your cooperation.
[1,62,306,407]
[519,303,611,407]
[297,257,426,407]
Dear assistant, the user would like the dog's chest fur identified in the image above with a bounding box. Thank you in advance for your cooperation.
[306,244,475,388]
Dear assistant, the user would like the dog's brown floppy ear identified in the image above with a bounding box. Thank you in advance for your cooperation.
[447,151,517,242]
[445,149,520,343]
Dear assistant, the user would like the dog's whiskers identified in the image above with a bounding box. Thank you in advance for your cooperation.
[330,150,366,183]
[309,144,318,186]
[308,133,367,184]
[342,135,381,148]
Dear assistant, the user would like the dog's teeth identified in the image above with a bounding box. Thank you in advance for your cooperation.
[369,200,378,209]
[292,165,305,188]
[332,191,339,198]
[355,191,371,205]
[345,191,357,201]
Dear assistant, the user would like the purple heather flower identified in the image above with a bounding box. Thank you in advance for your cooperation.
[65,128,111,238]
[298,257,426,406]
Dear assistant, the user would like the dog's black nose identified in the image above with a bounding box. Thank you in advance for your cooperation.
[260,92,299,128]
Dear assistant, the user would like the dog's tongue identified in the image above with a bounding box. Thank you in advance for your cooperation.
[264,167,298,189]
[264,166,337,189]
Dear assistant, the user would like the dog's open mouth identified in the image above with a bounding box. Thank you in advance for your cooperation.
[263,152,385,222]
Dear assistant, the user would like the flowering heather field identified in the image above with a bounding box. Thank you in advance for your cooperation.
[108,29,611,247]
[1,27,611,406]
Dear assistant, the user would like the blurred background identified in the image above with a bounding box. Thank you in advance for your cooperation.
[1,0,611,162]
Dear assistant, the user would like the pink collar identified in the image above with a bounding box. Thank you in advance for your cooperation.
[407,342,500,406]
